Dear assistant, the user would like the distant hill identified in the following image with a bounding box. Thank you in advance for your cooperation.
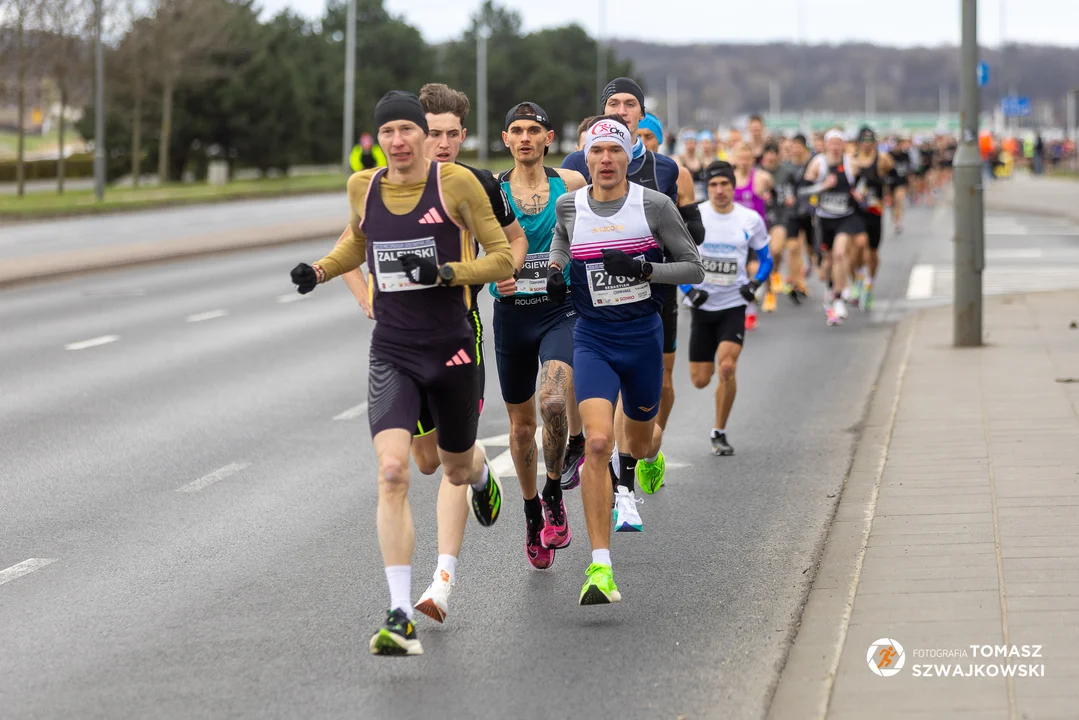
[612,40,1079,128]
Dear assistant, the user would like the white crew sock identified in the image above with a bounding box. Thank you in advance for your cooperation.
[470,463,490,492]
[644,454,659,464]
[712,428,725,438]
[385,565,413,619]
[592,549,612,567]
[435,554,457,584]
[610,445,620,476]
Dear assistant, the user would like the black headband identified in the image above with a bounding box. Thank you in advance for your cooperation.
[374,90,428,134]
[600,77,645,113]
[705,160,736,185]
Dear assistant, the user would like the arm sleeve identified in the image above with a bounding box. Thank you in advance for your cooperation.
[678,202,706,245]
[549,194,574,269]
[748,215,773,282]
[442,165,515,286]
[645,193,704,285]
[314,172,370,280]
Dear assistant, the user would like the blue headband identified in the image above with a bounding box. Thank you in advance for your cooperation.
[638,113,663,146]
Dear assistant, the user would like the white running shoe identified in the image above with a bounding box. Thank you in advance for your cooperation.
[415,571,453,623]
[613,486,643,532]
[840,286,853,303]
[833,297,849,319]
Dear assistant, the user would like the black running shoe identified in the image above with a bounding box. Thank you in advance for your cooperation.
[467,443,503,527]
[369,608,423,656]
[560,436,585,490]
[711,431,734,456]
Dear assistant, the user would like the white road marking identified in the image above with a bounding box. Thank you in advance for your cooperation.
[65,334,119,350]
[185,309,228,323]
[905,264,934,300]
[333,402,368,421]
[176,462,250,493]
[0,558,57,586]
[666,461,692,469]
[986,248,1044,260]
[277,293,307,304]
[478,433,511,447]
[477,432,691,476]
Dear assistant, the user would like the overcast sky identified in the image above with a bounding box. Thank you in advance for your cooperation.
[257,0,1077,47]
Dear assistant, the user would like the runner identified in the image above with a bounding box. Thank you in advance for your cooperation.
[493,101,587,570]
[732,142,773,328]
[850,125,893,312]
[576,116,597,151]
[563,78,706,510]
[676,129,706,202]
[785,133,815,300]
[548,115,703,603]
[682,161,771,456]
[887,136,911,234]
[698,130,719,163]
[290,90,515,655]
[747,114,767,164]
[332,83,528,625]
[762,140,806,306]
[801,128,863,326]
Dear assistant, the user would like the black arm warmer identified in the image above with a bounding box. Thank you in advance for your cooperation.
[679,202,706,246]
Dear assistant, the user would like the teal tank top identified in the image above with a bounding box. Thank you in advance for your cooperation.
[490,167,570,298]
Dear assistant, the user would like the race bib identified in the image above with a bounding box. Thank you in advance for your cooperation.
[819,192,850,215]
[515,251,549,294]
[586,257,651,307]
[701,256,740,286]
[372,237,438,293]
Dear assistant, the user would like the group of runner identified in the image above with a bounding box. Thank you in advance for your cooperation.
[287,78,914,657]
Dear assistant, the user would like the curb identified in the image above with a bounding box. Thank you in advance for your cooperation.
[0,218,344,289]
[765,311,919,720]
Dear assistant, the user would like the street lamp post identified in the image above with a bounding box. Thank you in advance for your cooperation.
[93,0,105,201]
[596,0,607,107]
[342,0,356,175]
[954,0,983,347]
[477,26,489,164]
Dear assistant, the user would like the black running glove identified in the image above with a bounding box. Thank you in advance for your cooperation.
[290,263,318,294]
[399,254,438,285]
[547,266,567,304]
[601,249,643,279]
[739,279,761,303]
[686,288,709,308]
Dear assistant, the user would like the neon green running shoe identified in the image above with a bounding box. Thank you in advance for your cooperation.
[635,451,665,494]
[579,563,621,605]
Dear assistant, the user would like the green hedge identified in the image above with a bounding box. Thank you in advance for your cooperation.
[0,153,95,183]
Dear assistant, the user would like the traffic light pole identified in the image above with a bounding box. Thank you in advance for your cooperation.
[954,0,983,347]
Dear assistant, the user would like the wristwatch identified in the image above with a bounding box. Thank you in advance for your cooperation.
[438,264,456,285]
[640,262,654,281]
[512,268,520,281]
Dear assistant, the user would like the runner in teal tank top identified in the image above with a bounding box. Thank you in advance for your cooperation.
[491,101,588,570]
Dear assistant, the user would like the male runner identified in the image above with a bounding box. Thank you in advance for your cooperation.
[563,78,706,504]
[548,115,703,603]
[802,129,864,326]
[747,114,767,164]
[494,101,587,569]
[676,130,707,202]
[290,90,515,655]
[850,126,893,311]
[576,116,597,151]
[887,136,911,234]
[333,83,528,625]
[682,161,771,455]
[757,140,799,311]
[784,134,815,299]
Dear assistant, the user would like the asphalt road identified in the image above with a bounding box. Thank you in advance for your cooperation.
[2,205,937,720]
[0,193,348,261]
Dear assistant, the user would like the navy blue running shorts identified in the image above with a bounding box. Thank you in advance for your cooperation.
[572,313,663,422]
[493,295,576,405]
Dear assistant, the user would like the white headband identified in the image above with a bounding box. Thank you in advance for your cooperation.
[584,119,633,157]
[824,129,845,142]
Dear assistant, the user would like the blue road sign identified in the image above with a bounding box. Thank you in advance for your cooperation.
[977,61,989,88]
[1001,96,1031,118]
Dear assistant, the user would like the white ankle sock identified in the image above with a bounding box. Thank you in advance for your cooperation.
[592,549,611,567]
[712,428,725,437]
[435,554,457,584]
[470,464,490,492]
[385,565,413,619]
[644,454,659,464]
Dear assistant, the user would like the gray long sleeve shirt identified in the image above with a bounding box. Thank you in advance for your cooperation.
[549,186,704,286]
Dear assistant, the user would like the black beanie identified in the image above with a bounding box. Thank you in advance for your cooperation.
[600,77,645,113]
[374,90,428,134]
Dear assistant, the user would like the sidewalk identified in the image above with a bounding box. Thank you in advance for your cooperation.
[984,172,1079,222]
[770,291,1079,719]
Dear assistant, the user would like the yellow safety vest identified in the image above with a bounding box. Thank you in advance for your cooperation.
[350,144,387,172]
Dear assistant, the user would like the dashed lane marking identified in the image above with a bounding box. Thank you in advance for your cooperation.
[0,558,57,586]
[333,402,368,421]
[176,462,250,493]
[185,309,228,323]
[65,335,119,350]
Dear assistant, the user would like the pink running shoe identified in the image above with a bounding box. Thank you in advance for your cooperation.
[540,494,572,549]
[526,514,554,569]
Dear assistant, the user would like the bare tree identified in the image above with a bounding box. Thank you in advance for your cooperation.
[42,0,90,193]
[114,0,151,187]
[146,0,235,184]
[10,0,41,197]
